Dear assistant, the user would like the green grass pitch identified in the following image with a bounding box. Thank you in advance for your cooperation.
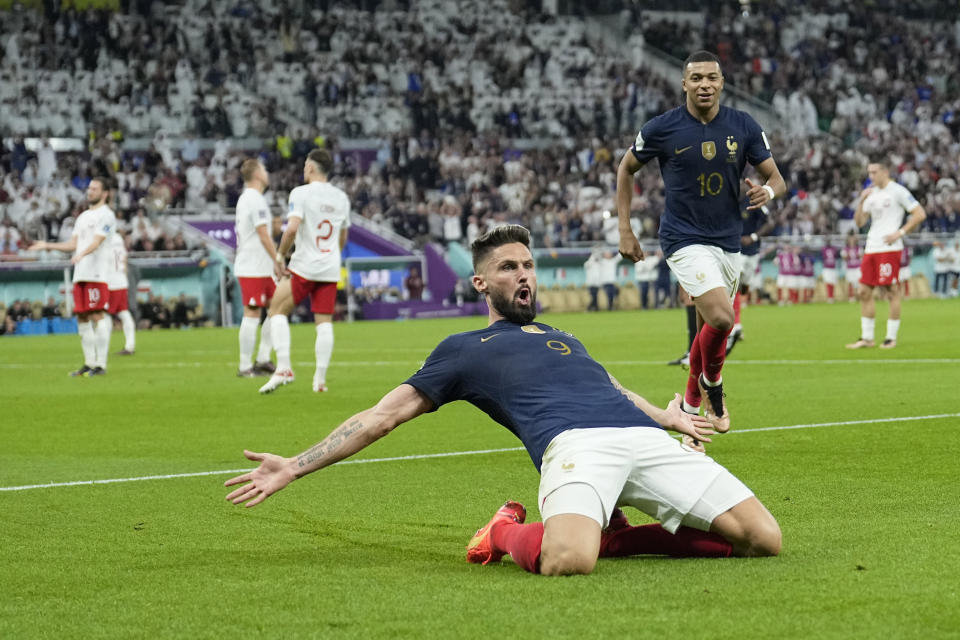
[2,299,959,639]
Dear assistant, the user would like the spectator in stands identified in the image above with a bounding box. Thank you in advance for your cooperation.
[404,265,424,301]
[42,297,60,318]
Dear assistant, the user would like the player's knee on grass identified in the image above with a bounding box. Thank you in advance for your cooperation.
[539,514,601,576]
[736,517,781,558]
[711,497,782,558]
[539,540,599,576]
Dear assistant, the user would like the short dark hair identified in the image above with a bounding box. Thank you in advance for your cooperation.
[683,50,721,71]
[867,154,890,168]
[471,224,531,272]
[307,148,334,175]
[90,176,112,192]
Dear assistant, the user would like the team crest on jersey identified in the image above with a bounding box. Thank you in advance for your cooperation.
[701,141,716,160]
[521,325,545,334]
[726,136,738,163]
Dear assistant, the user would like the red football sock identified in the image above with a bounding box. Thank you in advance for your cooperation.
[600,524,732,558]
[699,322,730,384]
[777,287,783,302]
[826,283,834,300]
[492,521,544,574]
[732,292,742,324]
[684,331,703,407]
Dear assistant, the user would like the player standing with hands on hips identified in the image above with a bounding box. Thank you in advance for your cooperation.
[615,50,786,434]
[845,156,926,350]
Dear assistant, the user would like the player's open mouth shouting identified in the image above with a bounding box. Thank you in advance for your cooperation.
[516,285,532,307]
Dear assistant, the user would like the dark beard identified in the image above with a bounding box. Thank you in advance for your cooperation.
[488,287,537,324]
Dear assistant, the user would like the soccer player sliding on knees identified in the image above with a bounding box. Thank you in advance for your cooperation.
[226,225,781,576]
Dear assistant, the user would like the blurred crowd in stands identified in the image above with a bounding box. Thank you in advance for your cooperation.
[1,0,959,261]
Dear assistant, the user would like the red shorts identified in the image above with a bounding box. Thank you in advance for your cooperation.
[860,251,901,287]
[108,288,129,313]
[238,276,277,308]
[290,272,337,314]
[73,282,109,313]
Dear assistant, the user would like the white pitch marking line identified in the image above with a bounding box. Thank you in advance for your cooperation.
[2,413,959,493]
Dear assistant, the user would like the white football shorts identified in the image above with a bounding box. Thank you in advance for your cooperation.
[821,267,838,285]
[740,253,762,290]
[666,244,742,300]
[538,427,754,533]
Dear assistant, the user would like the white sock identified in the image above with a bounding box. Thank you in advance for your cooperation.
[256,315,272,363]
[314,322,334,385]
[238,316,259,370]
[886,319,900,341]
[271,314,292,371]
[860,317,875,341]
[78,321,96,367]
[95,317,111,368]
[118,310,136,351]
[682,399,700,414]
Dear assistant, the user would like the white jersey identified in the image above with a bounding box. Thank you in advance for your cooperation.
[286,181,351,282]
[234,187,274,277]
[862,182,918,254]
[106,232,129,290]
[71,204,117,283]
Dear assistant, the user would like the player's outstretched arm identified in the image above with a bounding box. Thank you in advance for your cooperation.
[608,374,716,443]
[224,384,434,508]
[615,151,645,262]
[28,237,78,253]
[70,235,107,265]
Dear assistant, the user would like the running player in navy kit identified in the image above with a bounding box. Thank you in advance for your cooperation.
[616,50,786,432]
[225,225,781,576]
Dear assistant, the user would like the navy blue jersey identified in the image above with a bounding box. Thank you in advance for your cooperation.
[632,105,772,257]
[739,204,767,256]
[404,320,661,471]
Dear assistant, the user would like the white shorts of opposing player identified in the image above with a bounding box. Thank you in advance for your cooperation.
[740,253,762,290]
[538,427,753,531]
[666,244,743,301]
